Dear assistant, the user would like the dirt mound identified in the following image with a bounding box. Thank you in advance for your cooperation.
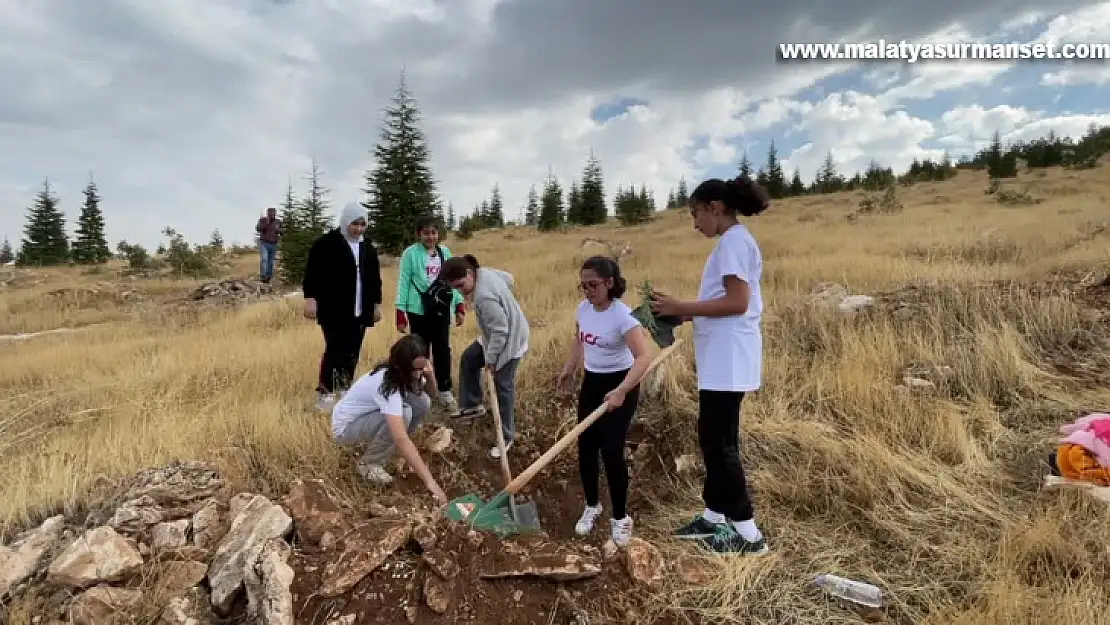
[187,278,277,305]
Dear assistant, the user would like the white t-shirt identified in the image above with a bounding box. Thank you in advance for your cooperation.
[576,299,641,373]
[331,369,403,437]
[349,238,362,317]
[424,249,442,282]
[692,224,763,392]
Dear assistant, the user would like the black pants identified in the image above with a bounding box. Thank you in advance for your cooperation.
[408,311,452,392]
[317,318,366,394]
[698,390,754,521]
[578,369,639,519]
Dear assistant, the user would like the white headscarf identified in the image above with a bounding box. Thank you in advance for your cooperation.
[339,202,367,241]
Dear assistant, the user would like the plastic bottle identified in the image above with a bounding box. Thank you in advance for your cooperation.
[814,574,884,608]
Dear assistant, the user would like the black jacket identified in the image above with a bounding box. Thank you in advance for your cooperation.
[302,229,382,327]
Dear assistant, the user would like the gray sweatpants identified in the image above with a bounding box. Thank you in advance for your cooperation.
[334,391,432,465]
[458,340,522,445]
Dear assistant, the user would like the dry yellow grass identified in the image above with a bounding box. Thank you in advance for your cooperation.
[2,166,1110,624]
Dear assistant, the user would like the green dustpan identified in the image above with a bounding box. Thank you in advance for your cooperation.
[444,491,539,537]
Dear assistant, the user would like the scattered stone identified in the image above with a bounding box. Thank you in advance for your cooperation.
[190,279,273,302]
[601,540,619,561]
[424,426,454,453]
[480,536,601,581]
[423,549,460,580]
[190,500,227,550]
[159,586,216,625]
[46,525,144,589]
[674,454,698,473]
[244,538,295,625]
[623,538,663,590]
[151,519,191,552]
[151,560,207,600]
[319,518,412,597]
[838,295,875,314]
[69,585,144,625]
[424,574,452,614]
[108,495,166,534]
[368,502,402,518]
[0,514,64,598]
[674,555,714,585]
[900,376,936,391]
[283,479,352,548]
[207,494,294,616]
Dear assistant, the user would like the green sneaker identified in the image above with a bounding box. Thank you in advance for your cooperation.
[706,525,770,555]
[673,514,729,541]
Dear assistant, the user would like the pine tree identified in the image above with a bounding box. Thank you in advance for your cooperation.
[665,189,677,209]
[674,177,688,207]
[985,131,1018,179]
[364,72,441,256]
[789,168,805,196]
[763,141,786,198]
[738,152,753,179]
[487,184,504,227]
[478,200,490,227]
[446,202,456,232]
[208,230,224,252]
[813,151,845,193]
[18,178,69,266]
[578,152,607,225]
[0,238,13,264]
[537,173,564,232]
[565,180,582,225]
[72,176,110,264]
[524,185,539,225]
[280,161,333,284]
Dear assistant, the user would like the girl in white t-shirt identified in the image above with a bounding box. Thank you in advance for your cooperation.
[556,256,654,546]
[331,334,449,505]
[650,176,770,556]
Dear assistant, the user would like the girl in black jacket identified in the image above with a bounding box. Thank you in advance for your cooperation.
[302,202,383,411]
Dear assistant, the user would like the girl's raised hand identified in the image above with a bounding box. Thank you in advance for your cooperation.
[649,290,682,316]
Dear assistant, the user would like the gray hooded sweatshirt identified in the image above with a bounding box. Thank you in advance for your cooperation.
[472,267,530,370]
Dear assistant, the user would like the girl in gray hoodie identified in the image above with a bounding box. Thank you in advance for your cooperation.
[441,254,530,460]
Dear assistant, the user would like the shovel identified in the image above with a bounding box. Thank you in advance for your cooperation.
[485,366,541,531]
[445,339,683,536]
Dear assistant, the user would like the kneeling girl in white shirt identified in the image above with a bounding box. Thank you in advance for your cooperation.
[557,256,654,547]
[331,334,449,505]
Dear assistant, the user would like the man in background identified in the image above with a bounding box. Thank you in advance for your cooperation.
[256,207,283,282]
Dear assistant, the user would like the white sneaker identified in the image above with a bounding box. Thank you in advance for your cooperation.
[611,516,634,547]
[357,462,393,484]
[316,393,336,412]
[575,504,603,536]
[489,441,513,460]
[438,391,458,413]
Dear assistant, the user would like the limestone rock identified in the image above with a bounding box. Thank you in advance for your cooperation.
[191,500,227,550]
[623,538,663,590]
[0,514,65,598]
[69,585,144,625]
[244,539,294,625]
[206,494,293,616]
[480,536,601,581]
[47,525,144,588]
[319,518,412,598]
[283,479,351,548]
[152,519,191,552]
[424,574,452,614]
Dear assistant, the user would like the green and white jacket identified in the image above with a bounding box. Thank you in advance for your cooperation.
[394,242,465,316]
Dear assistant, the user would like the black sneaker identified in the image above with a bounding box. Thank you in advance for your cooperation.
[673,514,728,541]
[450,405,487,421]
[706,525,770,555]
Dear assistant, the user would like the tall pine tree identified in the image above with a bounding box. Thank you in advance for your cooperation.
[487,184,504,227]
[445,202,456,232]
[537,172,564,232]
[280,161,333,284]
[364,72,441,256]
[674,177,688,207]
[565,180,582,225]
[0,238,13,264]
[762,141,786,198]
[738,152,753,179]
[72,175,110,264]
[578,152,607,225]
[19,178,69,266]
[524,185,539,226]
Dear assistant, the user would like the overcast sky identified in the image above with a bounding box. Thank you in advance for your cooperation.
[2,0,1108,250]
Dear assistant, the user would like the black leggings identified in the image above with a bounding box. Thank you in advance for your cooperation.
[577,368,640,519]
[698,390,754,521]
[408,311,452,392]
[317,318,366,394]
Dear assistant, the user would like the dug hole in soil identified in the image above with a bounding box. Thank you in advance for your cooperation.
[292,406,678,625]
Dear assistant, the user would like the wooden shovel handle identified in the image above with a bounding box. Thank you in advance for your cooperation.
[484,367,515,488]
[503,338,683,495]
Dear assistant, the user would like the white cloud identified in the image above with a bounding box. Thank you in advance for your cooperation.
[0,1,1106,250]
[1037,3,1110,86]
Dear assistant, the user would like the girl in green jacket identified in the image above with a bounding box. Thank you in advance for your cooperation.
[395,215,465,412]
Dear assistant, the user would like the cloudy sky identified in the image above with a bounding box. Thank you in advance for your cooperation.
[2,0,1109,250]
